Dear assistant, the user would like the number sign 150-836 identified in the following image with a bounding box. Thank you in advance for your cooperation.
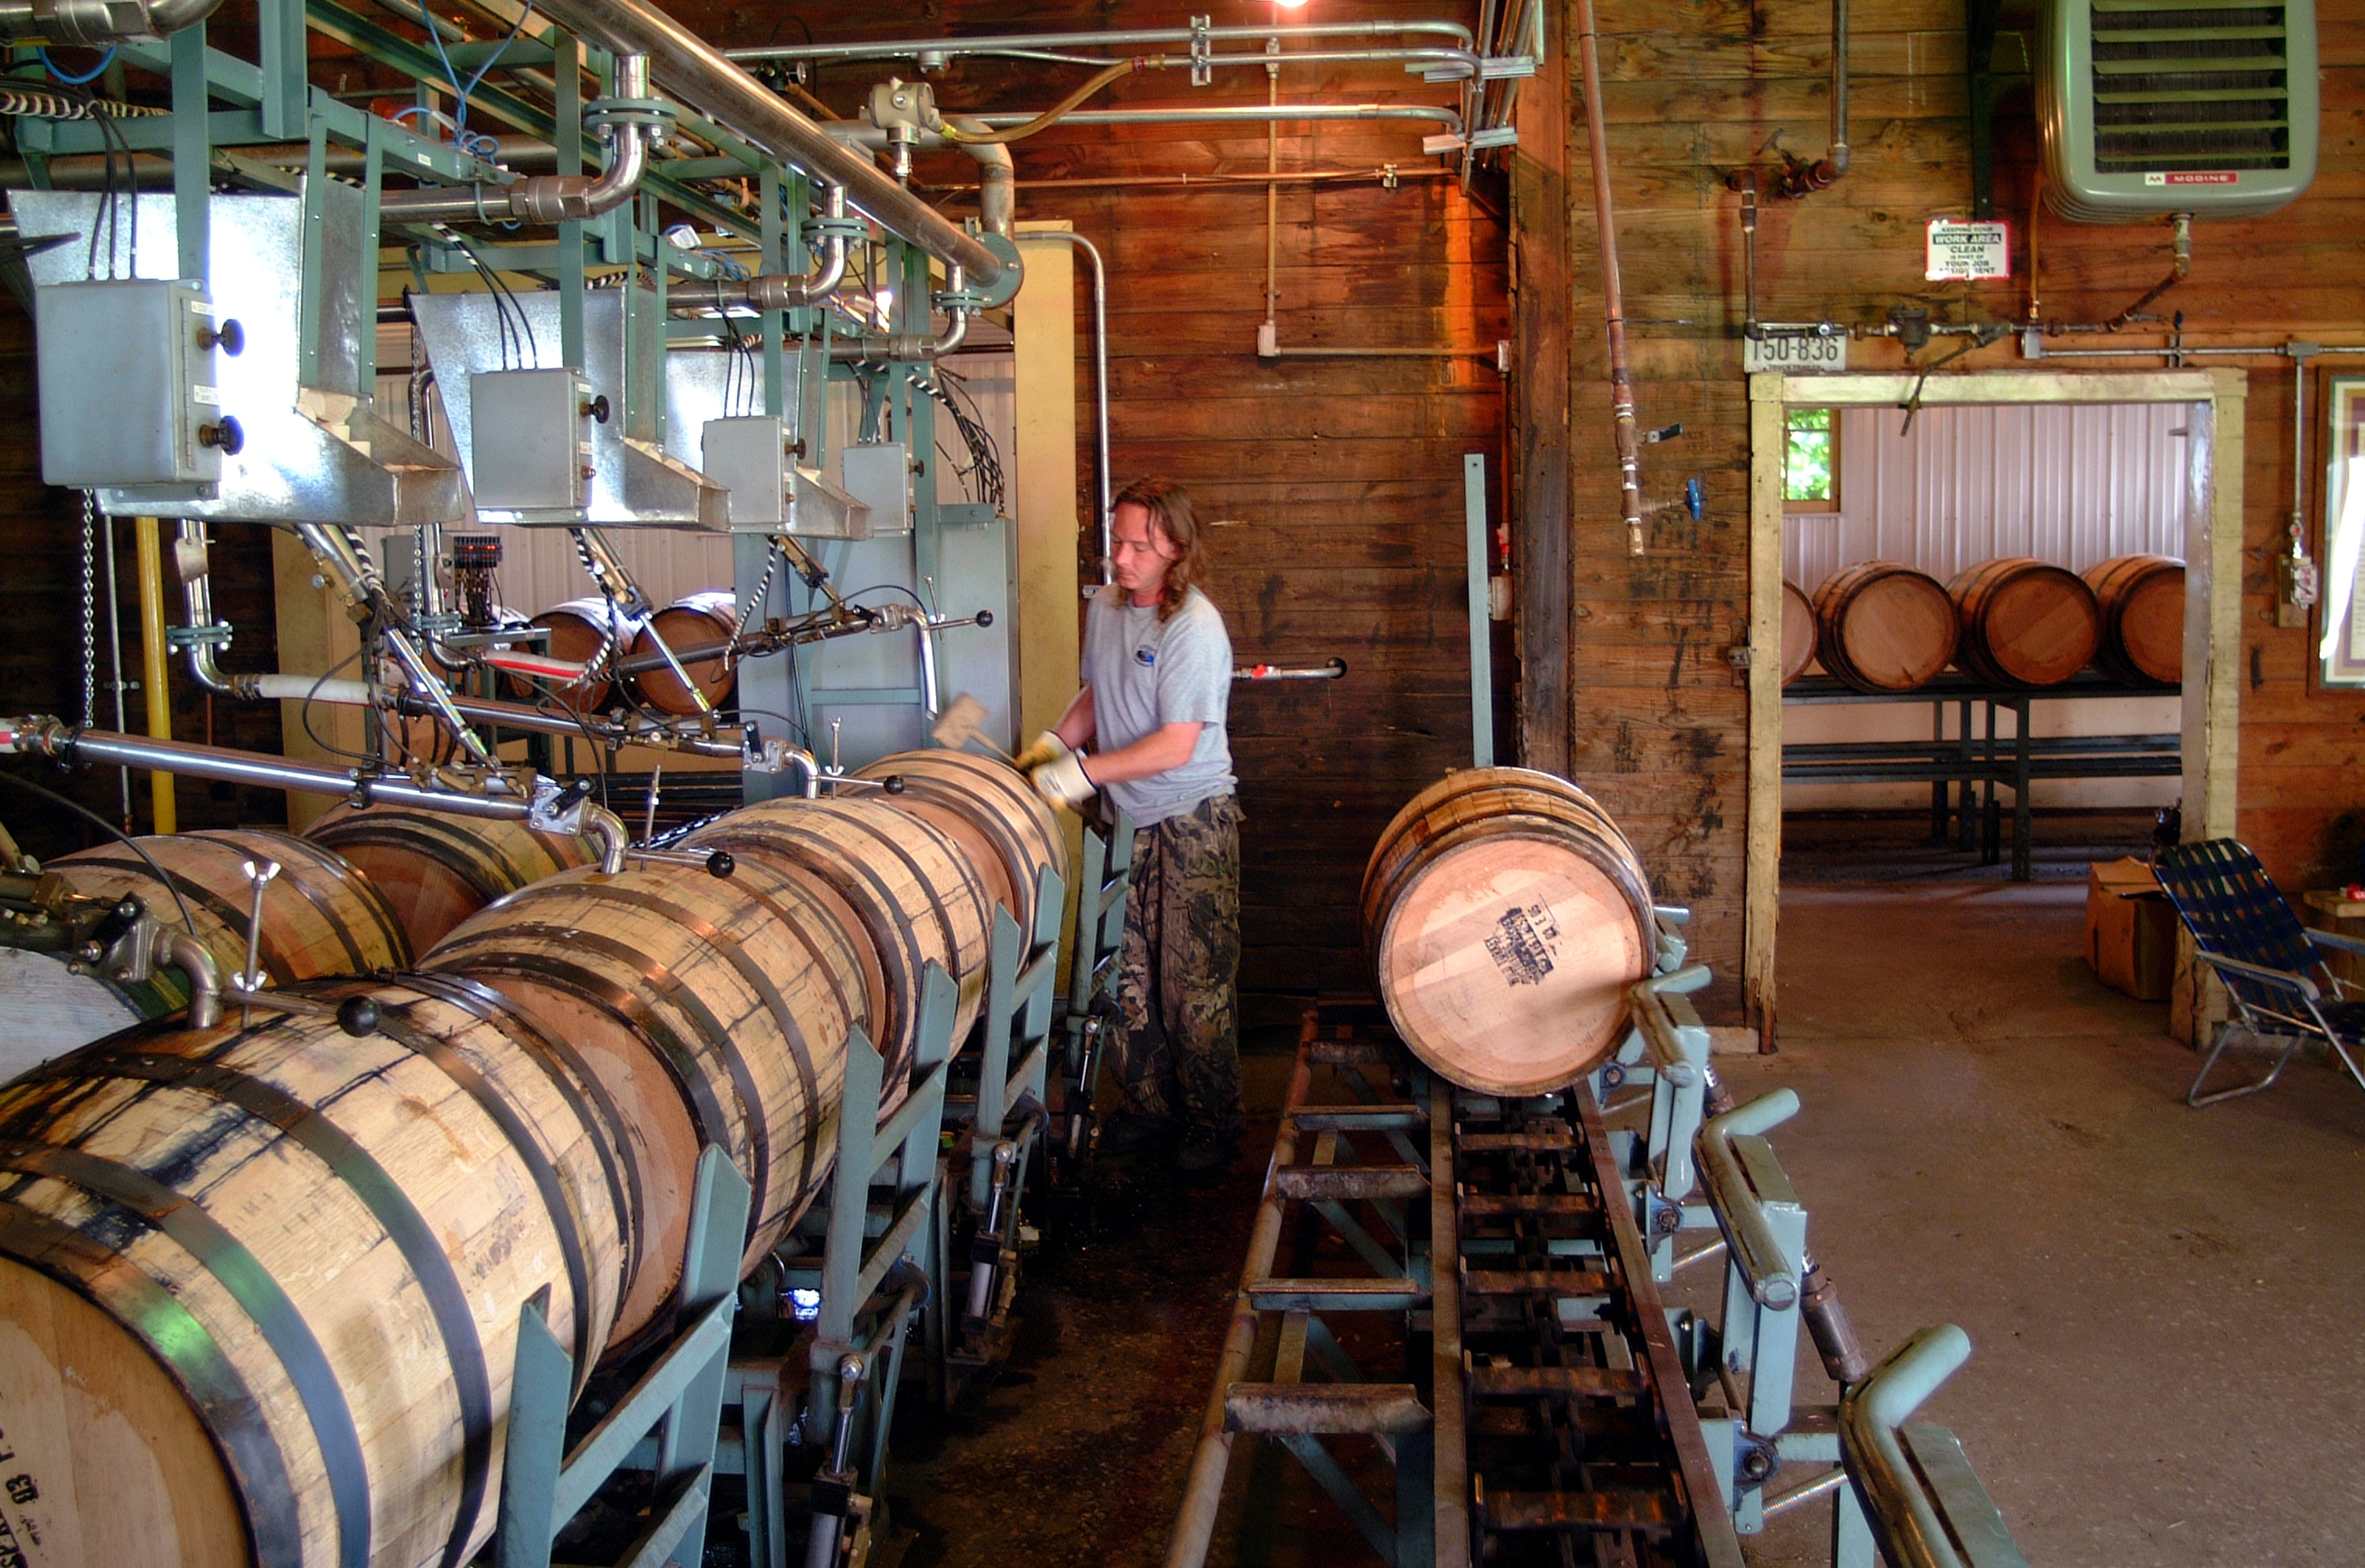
[1743,333,1847,373]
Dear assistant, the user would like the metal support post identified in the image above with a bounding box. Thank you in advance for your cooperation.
[1463,452,1494,768]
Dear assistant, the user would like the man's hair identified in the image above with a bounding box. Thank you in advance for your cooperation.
[1113,475,1207,621]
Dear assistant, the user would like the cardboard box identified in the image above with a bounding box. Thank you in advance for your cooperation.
[2087,858,2178,1002]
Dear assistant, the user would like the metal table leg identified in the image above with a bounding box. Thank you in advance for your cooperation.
[2013,697,2033,882]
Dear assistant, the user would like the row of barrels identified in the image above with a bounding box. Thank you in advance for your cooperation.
[470,589,740,717]
[0,750,1063,1568]
[1778,552,2185,692]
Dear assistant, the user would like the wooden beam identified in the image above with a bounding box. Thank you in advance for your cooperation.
[1745,376,1786,1042]
[1510,0,1571,776]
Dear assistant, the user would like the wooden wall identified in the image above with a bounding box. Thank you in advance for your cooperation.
[726,1,1512,1018]
[1527,1,2365,1022]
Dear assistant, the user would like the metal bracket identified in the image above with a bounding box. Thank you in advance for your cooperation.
[1190,15,1212,86]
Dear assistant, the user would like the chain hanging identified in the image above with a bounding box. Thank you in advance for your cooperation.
[78,491,97,729]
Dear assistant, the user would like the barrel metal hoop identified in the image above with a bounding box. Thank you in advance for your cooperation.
[310,817,516,905]
[363,993,601,1404]
[688,821,930,1046]
[889,771,1038,926]
[401,969,643,1297]
[40,1051,495,1568]
[238,830,414,971]
[433,941,742,1223]
[0,1145,370,1568]
[550,885,811,1218]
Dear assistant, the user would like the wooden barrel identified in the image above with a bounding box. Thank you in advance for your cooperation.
[1361,768,1656,1095]
[48,828,412,995]
[2083,553,2185,685]
[0,975,629,1568]
[307,800,597,953]
[1781,579,1818,684]
[681,799,993,1078]
[853,747,1071,939]
[1813,561,1959,692]
[422,856,864,1346]
[502,597,643,710]
[629,590,741,718]
[1948,557,2102,688]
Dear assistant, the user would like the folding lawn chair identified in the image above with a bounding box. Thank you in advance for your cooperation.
[2152,838,2365,1108]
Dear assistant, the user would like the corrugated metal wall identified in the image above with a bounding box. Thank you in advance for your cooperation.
[1782,401,2192,593]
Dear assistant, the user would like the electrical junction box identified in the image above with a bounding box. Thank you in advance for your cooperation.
[702,415,871,537]
[37,278,224,492]
[470,368,596,521]
[2037,0,2318,222]
[841,442,913,537]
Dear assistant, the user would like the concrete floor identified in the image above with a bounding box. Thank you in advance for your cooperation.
[874,875,2365,1567]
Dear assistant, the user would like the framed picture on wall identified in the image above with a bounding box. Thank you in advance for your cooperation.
[2322,376,2365,687]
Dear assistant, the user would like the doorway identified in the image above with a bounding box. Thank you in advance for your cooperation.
[1743,369,2247,1038]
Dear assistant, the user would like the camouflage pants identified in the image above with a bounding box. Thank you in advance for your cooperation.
[1112,793,1242,1137]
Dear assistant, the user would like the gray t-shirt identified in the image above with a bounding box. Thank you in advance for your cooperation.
[1081,583,1237,827]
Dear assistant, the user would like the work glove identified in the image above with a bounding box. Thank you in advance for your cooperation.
[1029,748,1097,811]
[1011,730,1066,772]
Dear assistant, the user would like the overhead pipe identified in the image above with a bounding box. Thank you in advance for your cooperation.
[725,19,1476,65]
[1573,0,1645,555]
[0,0,223,46]
[527,0,1006,289]
[1026,231,1112,587]
[667,184,852,313]
[381,54,653,226]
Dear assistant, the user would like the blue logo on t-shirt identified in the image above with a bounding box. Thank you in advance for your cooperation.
[1135,646,1156,666]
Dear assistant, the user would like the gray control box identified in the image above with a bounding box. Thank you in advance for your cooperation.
[703,415,871,538]
[841,442,913,537]
[470,367,595,520]
[37,278,223,492]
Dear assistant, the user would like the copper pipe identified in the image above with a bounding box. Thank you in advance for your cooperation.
[1574,0,1645,555]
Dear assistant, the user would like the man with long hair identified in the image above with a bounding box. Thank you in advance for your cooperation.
[1018,477,1242,1171]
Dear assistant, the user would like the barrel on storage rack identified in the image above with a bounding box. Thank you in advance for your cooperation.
[681,798,993,1080]
[2083,553,2185,686]
[503,597,643,711]
[1813,561,1958,692]
[423,854,867,1347]
[0,975,629,1568]
[1949,557,2102,688]
[629,590,741,717]
[854,747,1070,939]
[1361,768,1656,1095]
[1781,579,1818,684]
[50,828,411,992]
[307,801,597,952]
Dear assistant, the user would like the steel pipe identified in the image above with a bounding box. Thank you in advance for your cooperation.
[667,186,851,313]
[1837,1324,1977,1568]
[382,54,652,226]
[1573,0,1645,555]
[1696,1088,1803,1310]
[724,19,1477,64]
[1027,231,1112,585]
[529,0,1005,288]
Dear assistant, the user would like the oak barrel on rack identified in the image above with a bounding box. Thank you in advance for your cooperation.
[2083,554,2185,685]
[1948,557,2103,687]
[1813,562,1958,692]
[307,800,597,951]
[48,828,411,992]
[0,976,629,1568]
[422,854,866,1347]
[503,597,644,710]
[682,798,993,1080]
[1361,768,1656,1095]
[854,747,1070,939]
[1781,579,1818,684]
[630,590,741,717]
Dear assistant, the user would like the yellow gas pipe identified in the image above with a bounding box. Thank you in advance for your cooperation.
[132,515,175,833]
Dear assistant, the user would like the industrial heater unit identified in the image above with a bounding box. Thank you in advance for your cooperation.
[2037,0,2318,222]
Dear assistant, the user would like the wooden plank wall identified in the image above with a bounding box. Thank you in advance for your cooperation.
[742,1,1512,1019]
[1544,2,2365,1022]
[0,308,287,859]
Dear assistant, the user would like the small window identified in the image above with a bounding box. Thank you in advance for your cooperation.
[1784,407,1840,512]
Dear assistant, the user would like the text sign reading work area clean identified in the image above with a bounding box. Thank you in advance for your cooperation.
[1925,219,2011,281]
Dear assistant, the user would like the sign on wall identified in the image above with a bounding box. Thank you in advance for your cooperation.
[1925,219,2011,281]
